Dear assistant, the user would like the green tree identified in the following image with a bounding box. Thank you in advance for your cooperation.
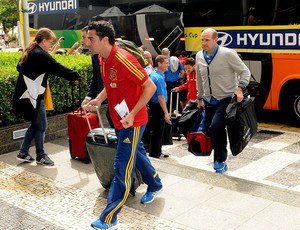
[0,0,18,34]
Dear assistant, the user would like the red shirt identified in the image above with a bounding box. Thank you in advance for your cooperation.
[99,44,148,129]
[178,70,197,101]
[180,57,187,66]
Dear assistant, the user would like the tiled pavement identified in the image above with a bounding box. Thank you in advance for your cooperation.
[0,161,191,230]
[0,127,300,229]
[163,128,300,193]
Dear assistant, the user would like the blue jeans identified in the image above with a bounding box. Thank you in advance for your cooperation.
[20,100,47,158]
[204,97,231,163]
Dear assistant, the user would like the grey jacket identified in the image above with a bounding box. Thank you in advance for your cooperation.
[196,46,250,101]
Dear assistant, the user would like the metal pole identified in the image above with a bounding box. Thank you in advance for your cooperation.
[271,0,279,25]
[241,0,249,25]
[21,0,30,47]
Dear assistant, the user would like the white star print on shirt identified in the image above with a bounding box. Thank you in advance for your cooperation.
[20,74,46,109]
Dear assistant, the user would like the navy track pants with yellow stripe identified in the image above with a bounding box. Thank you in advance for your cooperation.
[100,125,162,224]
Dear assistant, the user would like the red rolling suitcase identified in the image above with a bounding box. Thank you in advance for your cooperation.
[67,108,99,163]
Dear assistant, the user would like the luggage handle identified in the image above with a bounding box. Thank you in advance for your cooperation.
[83,106,108,144]
[170,91,179,119]
[71,80,82,115]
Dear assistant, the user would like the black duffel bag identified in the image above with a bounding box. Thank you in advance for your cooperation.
[226,96,257,156]
[178,100,199,137]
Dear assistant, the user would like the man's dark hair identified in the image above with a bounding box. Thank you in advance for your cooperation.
[174,50,181,57]
[81,26,88,32]
[184,57,195,66]
[88,20,116,45]
[181,50,188,57]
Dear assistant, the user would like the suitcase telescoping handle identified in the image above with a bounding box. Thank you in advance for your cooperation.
[71,79,82,115]
[83,106,108,144]
[170,91,179,119]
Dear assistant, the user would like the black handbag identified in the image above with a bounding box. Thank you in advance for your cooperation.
[226,97,257,156]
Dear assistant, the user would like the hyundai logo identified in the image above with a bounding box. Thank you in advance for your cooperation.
[217,32,233,47]
[28,3,38,14]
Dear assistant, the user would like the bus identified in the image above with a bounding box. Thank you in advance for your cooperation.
[185,26,300,124]
[24,0,300,124]
[182,0,300,124]
[25,1,184,57]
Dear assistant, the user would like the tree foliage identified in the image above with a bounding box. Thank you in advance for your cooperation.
[0,0,18,34]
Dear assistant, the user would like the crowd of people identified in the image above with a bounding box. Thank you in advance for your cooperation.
[12,21,250,230]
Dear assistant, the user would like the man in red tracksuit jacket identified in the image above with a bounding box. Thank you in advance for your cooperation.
[172,57,197,102]
[86,20,163,230]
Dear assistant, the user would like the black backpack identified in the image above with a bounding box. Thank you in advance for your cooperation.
[116,40,148,68]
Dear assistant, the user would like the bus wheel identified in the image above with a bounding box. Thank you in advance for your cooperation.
[293,94,300,124]
[285,91,300,126]
[282,83,300,126]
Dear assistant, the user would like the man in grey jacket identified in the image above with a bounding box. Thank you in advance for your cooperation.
[196,28,251,174]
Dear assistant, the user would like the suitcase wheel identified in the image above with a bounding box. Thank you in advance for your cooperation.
[130,187,136,196]
[101,182,111,190]
[69,139,76,159]
[83,157,90,164]
[70,152,76,159]
[68,139,91,164]
[129,178,137,196]
[83,148,91,164]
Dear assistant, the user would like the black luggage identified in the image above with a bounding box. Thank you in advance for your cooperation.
[178,100,199,137]
[143,103,173,148]
[226,96,257,156]
[162,121,173,145]
[169,91,182,140]
[85,108,143,195]
[142,104,153,151]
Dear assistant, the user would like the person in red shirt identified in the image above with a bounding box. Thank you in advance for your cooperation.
[86,20,163,230]
[172,57,197,105]
[176,50,188,66]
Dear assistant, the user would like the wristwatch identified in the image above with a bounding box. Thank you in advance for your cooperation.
[238,83,247,90]
[85,96,92,100]
[197,95,203,101]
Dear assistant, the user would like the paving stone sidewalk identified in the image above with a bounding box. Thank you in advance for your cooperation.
[0,161,192,230]
[1,128,300,230]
